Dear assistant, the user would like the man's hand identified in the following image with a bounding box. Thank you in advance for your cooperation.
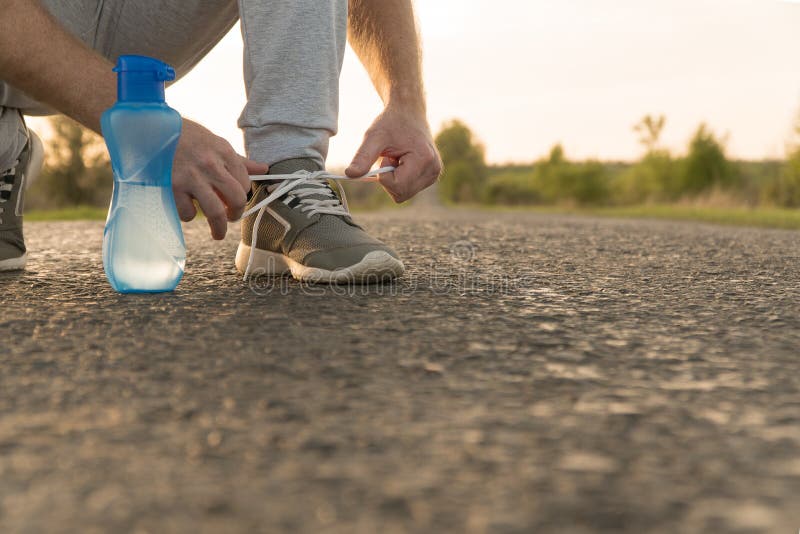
[346,0,440,202]
[0,2,268,241]
[346,105,441,203]
[172,120,268,240]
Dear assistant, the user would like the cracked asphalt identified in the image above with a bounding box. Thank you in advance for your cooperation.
[2,208,800,533]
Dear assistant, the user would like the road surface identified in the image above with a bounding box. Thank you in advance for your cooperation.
[2,209,800,533]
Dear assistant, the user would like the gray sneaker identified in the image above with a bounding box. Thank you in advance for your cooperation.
[0,120,43,272]
[235,159,404,283]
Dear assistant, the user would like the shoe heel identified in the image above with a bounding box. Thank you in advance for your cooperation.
[235,243,290,276]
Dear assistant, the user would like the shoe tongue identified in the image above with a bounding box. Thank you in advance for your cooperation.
[268,175,339,204]
[262,160,347,217]
[265,158,328,199]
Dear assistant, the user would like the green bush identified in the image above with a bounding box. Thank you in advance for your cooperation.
[484,145,610,206]
[764,150,800,207]
[734,160,783,207]
[614,150,676,203]
[678,124,735,196]
[28,116,112,210]
[484,170,540,205]
[614,115,676,203]
[531,146,610,206]
[440,159,486,203]
[440,114,794,210]
[435,120,488,203]
[767,114,800,207]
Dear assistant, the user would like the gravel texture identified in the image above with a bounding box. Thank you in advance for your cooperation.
[1,209,800,533]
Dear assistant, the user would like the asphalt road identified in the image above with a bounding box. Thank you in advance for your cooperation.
[2,209,800,533]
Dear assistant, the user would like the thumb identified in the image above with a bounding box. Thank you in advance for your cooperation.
[241,157,269,175]
[346,133,385,177]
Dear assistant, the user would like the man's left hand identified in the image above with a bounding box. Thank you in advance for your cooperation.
[345,104,442,203]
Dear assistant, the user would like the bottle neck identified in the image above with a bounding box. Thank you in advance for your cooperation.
[117,72,166,103]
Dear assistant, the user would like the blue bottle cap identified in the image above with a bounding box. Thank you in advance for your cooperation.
[114,55,176,103]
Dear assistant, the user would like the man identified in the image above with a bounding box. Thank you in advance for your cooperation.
[0,0,442,281]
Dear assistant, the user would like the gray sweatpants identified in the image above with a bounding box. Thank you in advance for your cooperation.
[0,0,348,172]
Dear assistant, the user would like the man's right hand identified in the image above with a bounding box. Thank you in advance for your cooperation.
[172,120,269,240]
[0,1,268,241]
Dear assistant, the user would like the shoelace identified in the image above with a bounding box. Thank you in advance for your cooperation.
[239,166,395,279]
[0,159,19,225]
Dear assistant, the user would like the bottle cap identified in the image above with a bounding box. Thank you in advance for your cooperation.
[114,55,176,103]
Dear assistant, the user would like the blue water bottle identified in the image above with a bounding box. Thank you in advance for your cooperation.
[101,55,185,293]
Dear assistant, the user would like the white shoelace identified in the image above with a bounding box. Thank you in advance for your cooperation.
[239,166,395,279]
[0,159,19,225]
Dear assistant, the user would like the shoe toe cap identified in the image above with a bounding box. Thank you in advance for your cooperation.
[302,244,403,273]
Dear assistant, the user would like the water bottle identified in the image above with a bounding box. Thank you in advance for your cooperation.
[101,55,185,293]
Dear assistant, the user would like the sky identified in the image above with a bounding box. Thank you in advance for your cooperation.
[60,0,800,166]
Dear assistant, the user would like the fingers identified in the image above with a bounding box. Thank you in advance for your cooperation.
[172,120,265,240]
[382,156,422,203]
[350,110,442,202]
[346,131,386,177]
[377,156,399,201]
[192,182,229,240]
[222,152,252,193]
[423,151,443,189]
[224,153,269,192]
[175,192,197,222]
[199,154,247,221]
[381,146,442,203]
[242,157,269,176]
[214,168,248,221]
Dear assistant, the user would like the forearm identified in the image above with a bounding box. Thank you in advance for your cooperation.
[0,0,115,132]
[347,0,426,116]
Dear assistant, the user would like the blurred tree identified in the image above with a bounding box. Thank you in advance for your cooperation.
[634,114,666,153]
[483,169,541,205]
[29,115,112,209]
[435,120,488,202]
[531,144,566,203]
[767,111,800,207]
[616,114,675,203]
[678,123,735,195]
[783,156,800,207]
[547,144,565,166]
[532,144,609,206]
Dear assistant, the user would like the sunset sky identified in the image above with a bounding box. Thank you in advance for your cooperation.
[42,0,800,167]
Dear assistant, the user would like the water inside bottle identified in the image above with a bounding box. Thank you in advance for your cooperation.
[104,181,186,292]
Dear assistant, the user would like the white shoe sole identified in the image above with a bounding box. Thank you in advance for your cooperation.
[0,252,27,271]
[235,244,404,284]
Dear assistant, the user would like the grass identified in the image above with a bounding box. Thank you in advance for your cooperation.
[26,206,107,221]
[476,204,800,230]
[481,204,800,230]
[582,205,800,230]
[23,204,800,231]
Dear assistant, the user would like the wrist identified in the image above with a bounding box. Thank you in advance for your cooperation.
[385,87,427,118]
